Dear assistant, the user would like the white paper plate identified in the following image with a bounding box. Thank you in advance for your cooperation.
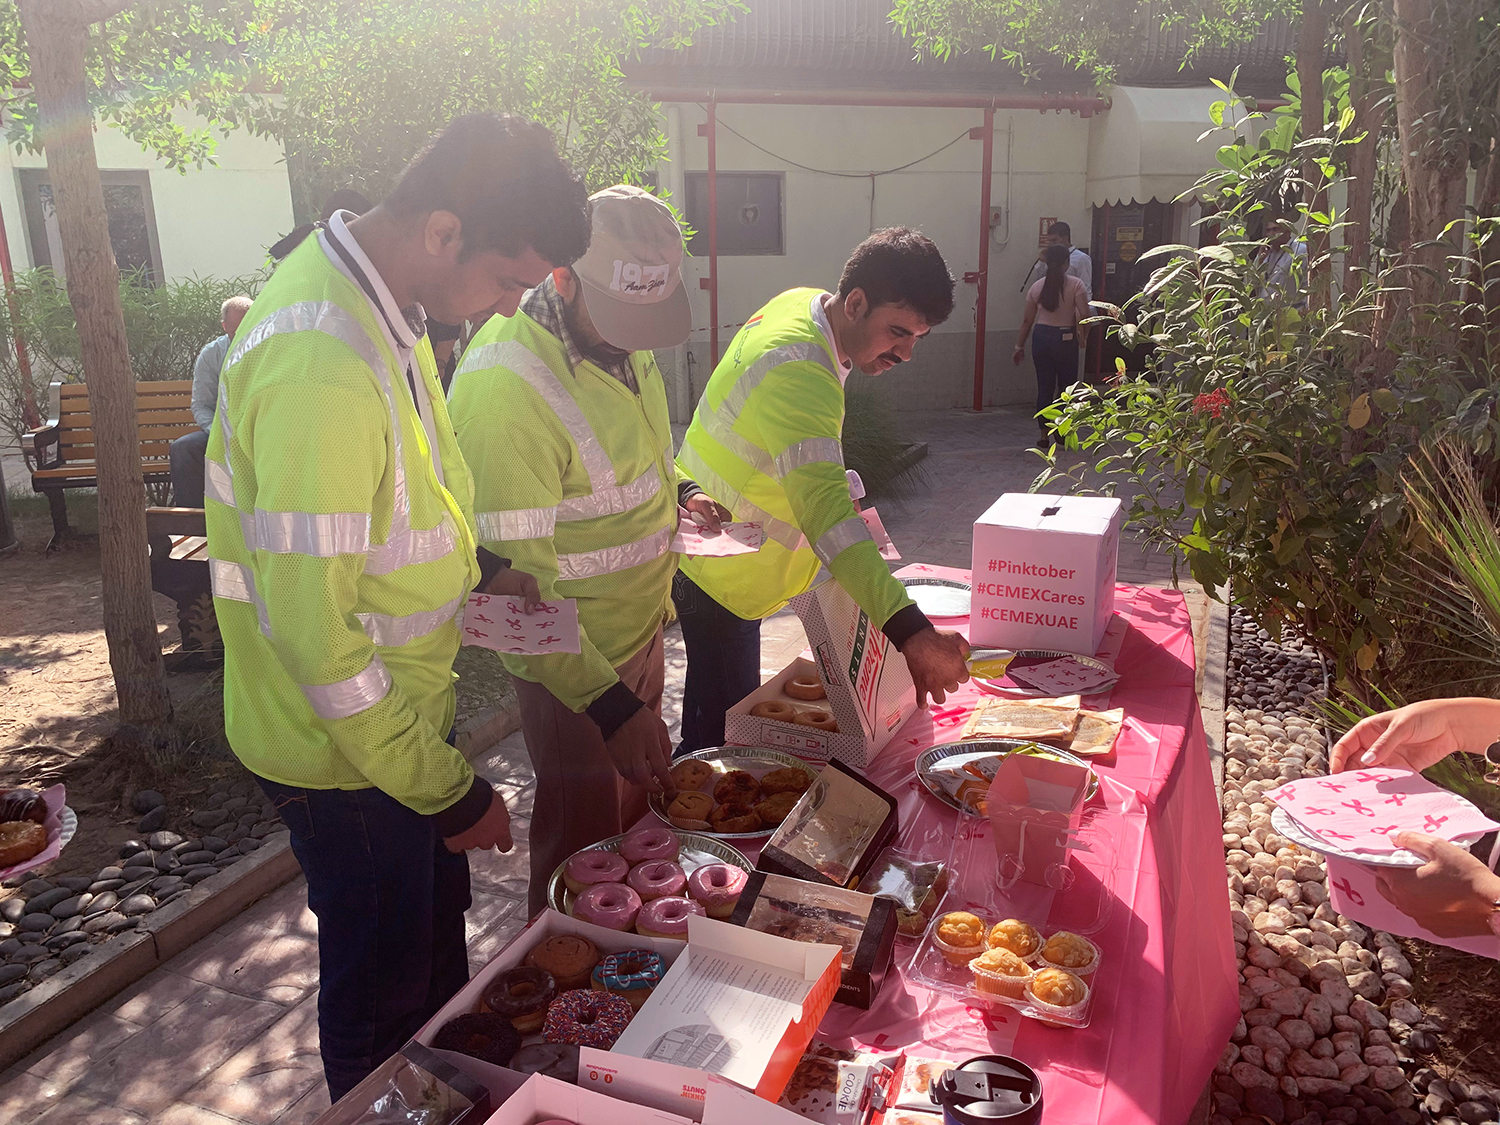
[899,577,972,619]
[0,805,78,882]
[1270,805,1487,869]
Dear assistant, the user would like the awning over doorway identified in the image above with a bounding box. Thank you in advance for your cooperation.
[1087,85,1243,208]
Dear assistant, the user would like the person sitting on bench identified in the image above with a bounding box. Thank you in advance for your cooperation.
[169,295,252,507]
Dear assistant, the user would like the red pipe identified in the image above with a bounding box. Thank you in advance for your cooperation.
[647,88,1110,116]
[0,203,38,429]
[972,106,994,412]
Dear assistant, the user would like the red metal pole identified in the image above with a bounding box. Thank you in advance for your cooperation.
[707,98,720,368]
[972,106,994,412]
[0,203,39,429]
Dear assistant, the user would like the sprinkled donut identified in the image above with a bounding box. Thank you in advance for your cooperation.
[543,988,634,1049]
[619,826,680,865]
[562,849,629,895]
[590,948,665,1009]
[636,895,706,940]
[572,882,642,931]
[483,965,557,1034]
[626,859,687,901]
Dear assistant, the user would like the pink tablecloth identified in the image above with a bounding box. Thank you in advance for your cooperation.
[639,580,1236,1124]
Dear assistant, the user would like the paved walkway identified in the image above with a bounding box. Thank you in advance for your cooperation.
[0,407,1205,1124]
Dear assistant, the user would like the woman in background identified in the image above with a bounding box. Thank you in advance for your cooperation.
[1013,241,1090,442]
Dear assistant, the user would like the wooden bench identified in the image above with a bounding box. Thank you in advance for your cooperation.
[22,379,199,548]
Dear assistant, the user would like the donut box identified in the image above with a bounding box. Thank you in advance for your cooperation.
[729,871,898,1010]
[410,909,687,1103]
[724,577,918,770]
[316,1040,492,1125]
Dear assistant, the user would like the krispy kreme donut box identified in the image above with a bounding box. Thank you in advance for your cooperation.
[725,577,918,769]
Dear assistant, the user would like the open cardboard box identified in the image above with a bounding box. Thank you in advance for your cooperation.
[611,915,841,1103]
[489,1072,812,1125]
[725,578,917,769]
[410,909,687,1103]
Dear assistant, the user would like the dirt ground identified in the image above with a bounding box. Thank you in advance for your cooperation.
[1,497,248,896]
[1405,938,1500,1089]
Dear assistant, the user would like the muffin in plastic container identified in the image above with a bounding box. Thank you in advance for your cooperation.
[1037,930,1099,979]
[969,947,1034,1001]
[1024,968,1091,1026]
[932,911,988,968]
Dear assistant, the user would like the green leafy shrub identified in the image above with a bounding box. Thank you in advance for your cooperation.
[1,269,264,459]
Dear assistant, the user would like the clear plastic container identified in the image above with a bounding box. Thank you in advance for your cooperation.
[904,802,1119,1029]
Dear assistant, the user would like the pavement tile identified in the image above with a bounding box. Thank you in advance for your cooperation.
[73,984,287,1117]
[228,877,316,938]
[467,837,530,898]
[164,924,319,1005]
[154,1103,249,1125]
[30,1091,148,1125]
[279,1079,332,1125]
[0,1071,66,1125]
[106,969,207,1027]
[24,1011,146,1091]
[180,990,322,1123]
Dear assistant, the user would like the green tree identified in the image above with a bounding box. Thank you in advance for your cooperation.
[245,0,739,216]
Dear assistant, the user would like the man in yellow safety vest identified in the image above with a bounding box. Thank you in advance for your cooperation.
[674,228,971,751]
[450,185,722,912]
[206,115,590,1099]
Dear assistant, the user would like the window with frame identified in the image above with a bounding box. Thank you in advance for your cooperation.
[19,169,165,284]
[684,171,784,256]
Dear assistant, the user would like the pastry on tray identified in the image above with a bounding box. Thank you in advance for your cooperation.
[986,918,1042,960]
[960,695,1081,741]
[933,911,986,967]
[1039,930,1099,978]
[1026,966,1089,1016]
[969,947,1032,1000]
[760,767,814,798]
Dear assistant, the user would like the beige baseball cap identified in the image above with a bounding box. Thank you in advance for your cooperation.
[574,185,692,352]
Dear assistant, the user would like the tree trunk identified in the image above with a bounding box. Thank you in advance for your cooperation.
[17,0,173,731]
[1342,8,1385,303]
[1391,0,1470,313]
[1298,0,1330,312]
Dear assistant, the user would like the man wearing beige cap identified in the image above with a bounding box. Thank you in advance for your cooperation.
[450,185,724,911]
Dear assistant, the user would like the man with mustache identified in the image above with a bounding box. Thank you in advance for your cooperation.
[674,228,971,751]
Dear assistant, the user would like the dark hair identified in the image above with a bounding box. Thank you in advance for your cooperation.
[1039,243,1070,312]
[1047,221,1071,242]
[386,114,591,267]
[322,188,372,221]
[836,228,955,326]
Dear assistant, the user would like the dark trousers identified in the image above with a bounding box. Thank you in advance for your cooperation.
[672,570,762,754]
[256,775,472,1103]
[1032,324,1080,429]
[169,428,210,507]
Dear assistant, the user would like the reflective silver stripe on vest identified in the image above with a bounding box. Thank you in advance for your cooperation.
[460,339,668,523]
[557,526,673,582]
[701,407,775,477]
[557,462,661,522]
[773,437,844,479]
[477,506,557,542]
[204,458,235,506]
[812,515,873,566]
[300,659,392,720]
[677,444,807,552]
[461,340,616,491]
[229,299,455,575]
[719,342,834,418]
[208,557,271,636]
[245,509,371,556]
[357,595,465,647]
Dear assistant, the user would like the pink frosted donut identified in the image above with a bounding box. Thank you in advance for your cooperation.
[618,827,680,865]
[626,860,687,901]
[635,895,705,940]
[562,849,628,895]
[572,882,641,931]
[686,863,748,920]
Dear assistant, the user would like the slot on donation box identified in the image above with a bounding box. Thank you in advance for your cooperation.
[970,493,1122,652]
[987,753,1090,888]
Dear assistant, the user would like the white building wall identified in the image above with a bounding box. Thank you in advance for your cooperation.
[0,114,294,283]
[657,101,1096,417]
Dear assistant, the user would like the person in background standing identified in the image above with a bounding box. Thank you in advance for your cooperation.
[168,294,252,507]
[1022,220,1093,299]
[1014,243,1090,441]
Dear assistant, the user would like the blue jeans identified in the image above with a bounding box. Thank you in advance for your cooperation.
[169,428,209,507]
[256,773,472,1103]
[1032,324,1079,427]
[672,570,762,754]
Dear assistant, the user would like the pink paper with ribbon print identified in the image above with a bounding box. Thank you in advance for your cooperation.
[1266,769,1500,854]
[671,518,764,557]
[460,594,581,655]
